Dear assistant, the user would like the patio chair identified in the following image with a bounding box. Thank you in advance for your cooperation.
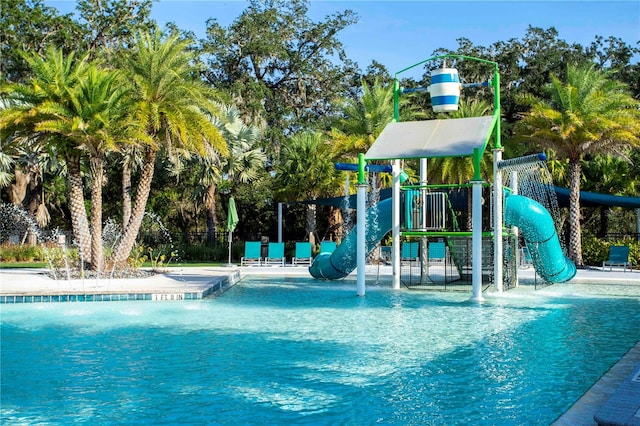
[602,245,630,272]
[380,246,392,264]
[264,242,286,266]
[428,241,446,264]
[241,241,262,266]
[292,242,313,266]
[520,246,533,268]
[401,241,419,263]
[319,241,337,254]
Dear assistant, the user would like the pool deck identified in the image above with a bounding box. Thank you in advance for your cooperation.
[553,342,640,426]
[0,266,244,302]
[1,264,639,425]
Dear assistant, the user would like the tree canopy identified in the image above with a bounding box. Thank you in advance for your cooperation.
[1,0,639,267]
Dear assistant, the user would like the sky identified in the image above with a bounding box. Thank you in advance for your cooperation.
[47,1,640,80]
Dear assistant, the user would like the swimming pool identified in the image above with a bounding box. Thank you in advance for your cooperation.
[2,277,639,425]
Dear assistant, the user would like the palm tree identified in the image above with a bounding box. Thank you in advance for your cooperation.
[120,145,144,229]
[206,103,265,244]
[276,131,336,244]
[1,48,93,262]
[330,80,394,158]
[43,64,132,272]
[515,63,640,266]
[328,80,399,242]
[112,31,228,264]
[428,99,494,184]
[1,47,137,271]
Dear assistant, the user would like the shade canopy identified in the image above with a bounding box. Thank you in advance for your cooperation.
[553,186,640,209]
[365,115,496,161]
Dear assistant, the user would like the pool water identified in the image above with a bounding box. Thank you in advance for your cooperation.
[2,277,639,425]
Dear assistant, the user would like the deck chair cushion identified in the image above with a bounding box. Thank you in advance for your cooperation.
[292,242,313,266]
[603,245,630,272]
[320,241,337,254]
[241,241,262,266]
[401,242,419,260]
[264,242,286,266]
[428,241,446,262]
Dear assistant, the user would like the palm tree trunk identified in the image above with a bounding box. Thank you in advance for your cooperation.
[205,183,216,245]
[327,206,342,243]
[9,167,30,205]
[67,154,92,265]
[113,148,157,265]
[305,203,316,242]
[568,159,584,266]
[122,160,132,229]
[89,156,104,273]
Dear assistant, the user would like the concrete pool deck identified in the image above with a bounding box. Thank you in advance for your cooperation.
[0,263,638,301]
[0,265,244,302]
[1,264,639,424]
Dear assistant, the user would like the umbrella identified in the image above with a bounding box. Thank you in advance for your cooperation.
[227,197,239,264]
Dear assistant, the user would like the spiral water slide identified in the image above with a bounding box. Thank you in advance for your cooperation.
[309,198,392,280]
[504,194,576,283]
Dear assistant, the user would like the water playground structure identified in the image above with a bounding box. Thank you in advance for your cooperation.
[309,54,577,299]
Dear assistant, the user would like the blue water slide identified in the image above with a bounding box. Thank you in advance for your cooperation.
[309,198,392,280]
[504,194,576,283]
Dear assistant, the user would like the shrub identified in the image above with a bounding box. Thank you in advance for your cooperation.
[178,243,231,262]
[582,233,639,268]
[0,244,46,263]
[581,233,610,266]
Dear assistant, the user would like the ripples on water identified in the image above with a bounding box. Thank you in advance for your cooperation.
[1,277,639,425]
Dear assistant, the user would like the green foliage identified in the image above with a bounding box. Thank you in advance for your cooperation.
[178,243,231,262]
[630,242,640,269]
[128,244,147,270]
[580,233,610,266]
[276,132,336,201]
[0,0,83,83]
[3,0,640,261]
[146,245,177,271]
[581,233,640,268]
[199,0,360,156]
[0,244,45,262]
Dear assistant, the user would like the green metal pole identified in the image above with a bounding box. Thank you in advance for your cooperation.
[472,148,482,181]
[493,65,502,149]
[358,153,366,185]
[393,78,400,122]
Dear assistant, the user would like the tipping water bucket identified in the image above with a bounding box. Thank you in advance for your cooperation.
[428,68,460,112]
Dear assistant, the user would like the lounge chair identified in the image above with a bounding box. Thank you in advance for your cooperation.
[428,241,446,264]
[602,245,630,272]
[380,246,392,264]
[292,242,313,266]
[401,241,419,263]
[520,246,533,268]
[319,241,337,254]
[264,242,286,266]
[241,241,262,266]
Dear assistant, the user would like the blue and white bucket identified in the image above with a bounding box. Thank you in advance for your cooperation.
[428,68,460,112]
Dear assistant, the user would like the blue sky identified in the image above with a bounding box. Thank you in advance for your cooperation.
[47,1,639,79]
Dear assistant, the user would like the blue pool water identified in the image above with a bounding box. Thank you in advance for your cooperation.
[2,277,639,425]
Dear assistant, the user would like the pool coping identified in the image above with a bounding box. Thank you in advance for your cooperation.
[553,341,640,426]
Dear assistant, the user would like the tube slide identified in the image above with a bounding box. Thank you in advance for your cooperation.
[504,194,576,283]
[309,198,392,280]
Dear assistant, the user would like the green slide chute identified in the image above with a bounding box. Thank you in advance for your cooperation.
[309,198,392,280]
[504,194,576,283]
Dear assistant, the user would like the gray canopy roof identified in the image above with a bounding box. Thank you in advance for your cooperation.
[365,115,497,160]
